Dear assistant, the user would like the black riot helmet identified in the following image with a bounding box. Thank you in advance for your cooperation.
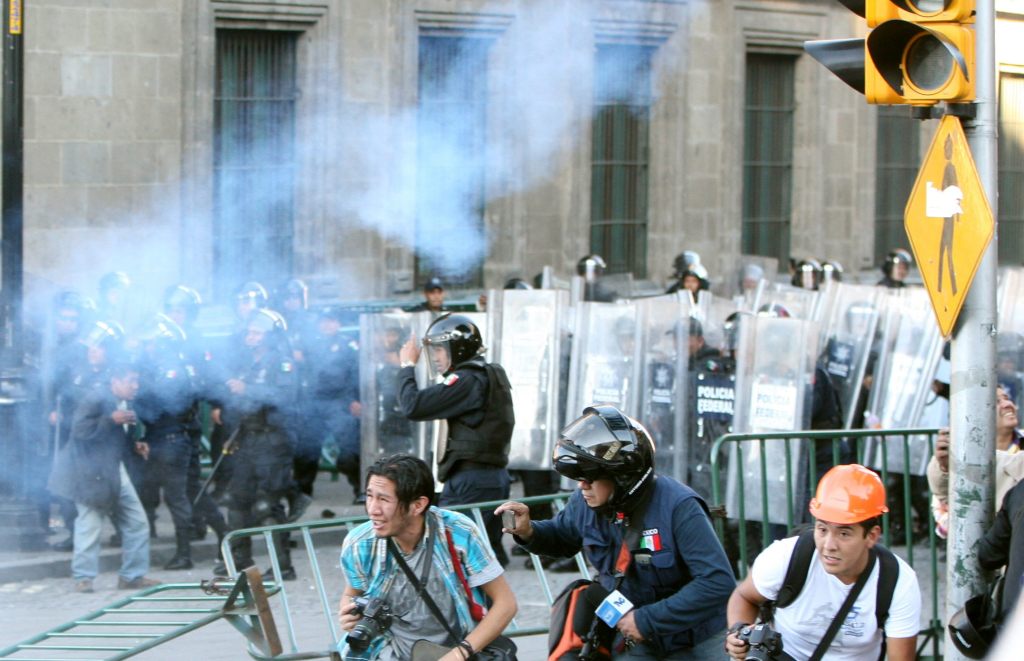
[881,248,913,278]
[503,277,532,290]
[82,320,126,353]
[577,254,607,281]
[99,271,132,296]
[672,251,702,279]
[821,260,844,284]
[235,281,269,305]
[422,313,484,375]
[791,259,822,290]
[136,313,186,359]
[279,278,309,310]
[553,405,656,513]
[163,285,202,326]
[947,595,997,660]
[54,289,95,315]
[681,263,710,291]
[246,308,288,350]
[723,311,752,353]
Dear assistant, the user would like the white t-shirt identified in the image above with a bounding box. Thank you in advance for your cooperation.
[751,536,921,661]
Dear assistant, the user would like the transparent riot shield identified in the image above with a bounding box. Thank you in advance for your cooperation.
[488,289,569,470]
[634,295,691,484]
[728,316,818,526]
[716,255,779,302]
[997,268,1024,409]
[695,293,742,356]
[863,289,943,475]
[566,301,641,420]
[815,284,885,429]
[358,311,434,484]
[756,282,822,321]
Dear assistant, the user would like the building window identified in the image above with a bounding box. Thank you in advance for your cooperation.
[874,107,918,266]
[742,53,796,265]
[590,44,654,278]
[416,36,490,288]
[214,29,298,295]
[1000,73,1024,265]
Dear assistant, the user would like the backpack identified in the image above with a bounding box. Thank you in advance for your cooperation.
[547,579,612,661]
[769,528,899,632]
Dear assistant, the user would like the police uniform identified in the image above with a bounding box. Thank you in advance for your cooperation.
[520,479,735,658]
[397,355,514,565]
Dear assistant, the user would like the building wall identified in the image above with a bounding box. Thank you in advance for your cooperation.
[17,0,1024,305]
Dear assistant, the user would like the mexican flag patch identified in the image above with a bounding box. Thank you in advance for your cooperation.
[640,528,662,552]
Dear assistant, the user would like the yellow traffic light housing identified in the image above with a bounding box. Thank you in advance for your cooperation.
[866,0,974,27]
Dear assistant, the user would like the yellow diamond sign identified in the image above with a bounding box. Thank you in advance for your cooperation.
[904,115,994,339]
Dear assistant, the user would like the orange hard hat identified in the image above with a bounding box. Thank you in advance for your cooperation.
[808,464,888,525]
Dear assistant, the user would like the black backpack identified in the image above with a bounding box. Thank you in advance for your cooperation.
[769,528,900,633]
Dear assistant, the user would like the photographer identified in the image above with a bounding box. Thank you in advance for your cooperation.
[725,465,921,661]
[338,454,516,660]
[497,405,735,660]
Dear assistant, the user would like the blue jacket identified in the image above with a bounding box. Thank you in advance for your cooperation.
[522,477,735,654]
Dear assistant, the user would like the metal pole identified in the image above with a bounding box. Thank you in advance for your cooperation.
[1,0,22,360]
[946,1,997,658]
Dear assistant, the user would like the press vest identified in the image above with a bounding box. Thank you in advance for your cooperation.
[437,361,514,482]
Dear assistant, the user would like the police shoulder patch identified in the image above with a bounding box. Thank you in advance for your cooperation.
[443,374,459,386]
[281,361,293,372]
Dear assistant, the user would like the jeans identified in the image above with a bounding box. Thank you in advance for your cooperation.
[612,629,726,660]
[72,463,150,581]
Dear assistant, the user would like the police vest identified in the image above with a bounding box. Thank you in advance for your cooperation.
[437,361,515,482]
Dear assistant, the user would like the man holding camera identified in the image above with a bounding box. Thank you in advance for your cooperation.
[724,465,921,661]
[497,405,735,660]
[338,454,517,660]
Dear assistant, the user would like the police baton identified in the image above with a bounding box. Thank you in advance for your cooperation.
[192,426,241,507]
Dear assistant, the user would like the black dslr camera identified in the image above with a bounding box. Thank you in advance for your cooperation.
[345,596,392,653]
[737,622,784,661]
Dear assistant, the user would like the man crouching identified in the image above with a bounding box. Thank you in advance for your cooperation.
[338,454,517,660]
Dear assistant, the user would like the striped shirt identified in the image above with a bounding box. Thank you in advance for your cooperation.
[338,506,503,659]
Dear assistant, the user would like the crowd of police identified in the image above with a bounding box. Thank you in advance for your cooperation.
[31,274,360,581]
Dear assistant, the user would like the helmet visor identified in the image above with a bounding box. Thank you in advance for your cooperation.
[553,406,636,480]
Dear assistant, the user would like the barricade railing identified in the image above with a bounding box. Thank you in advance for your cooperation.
[710,428,943,660]
[220,493,585,658]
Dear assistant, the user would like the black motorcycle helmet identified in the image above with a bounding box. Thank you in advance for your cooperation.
[553,405,656,513]
[948,594,997,660]
[422,313,484,375]
[503,277,532,290]
[576,254,607,281]
[791,259,822,290]
[163,285,202,325]
[881,248,913,278]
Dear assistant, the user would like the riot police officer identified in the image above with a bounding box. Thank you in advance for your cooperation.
[215,308,298,580]
[409,276,449,315]
[791,259,823,291]
[97,271,132,327]
[667,263,710,300]
[396,313,515,565]
[134,314,200,569]
[578,254,617,302]
[878,248,913,288]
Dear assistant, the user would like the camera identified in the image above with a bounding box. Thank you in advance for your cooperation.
[345,596,392,653]
[736,622,784,661]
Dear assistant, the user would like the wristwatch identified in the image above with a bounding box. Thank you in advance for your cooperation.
[400,360,416,369]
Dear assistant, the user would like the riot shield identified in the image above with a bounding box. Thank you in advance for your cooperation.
[716,255,779,302]
[863,289,943,475]
[756,282,822,321]
[728,315,818,526]
[358,311,434,483]
[566,301,642,420]
[487,289,569,470]
[814,284,885,429]
[634,295,691,483]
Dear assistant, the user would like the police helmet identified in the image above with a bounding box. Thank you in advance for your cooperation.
[553,405,656,513]
[99,271,132,295]
[672,251,702,278]
[163,285,201,324]
[791,259,822,290]
[422,313,484,373]
[136,313,186,347]
[503,277,532,290]
[947,595,997,659]
[758,302,791,318]
[576,254,607,279]
[279,278,309,310]
[821,260,844,284]
[881,249,913,278]
[82,320,126,351]
[248,308,288,335]
[723,311,752,352]
[739,263,765,288]
[235,281,269,305]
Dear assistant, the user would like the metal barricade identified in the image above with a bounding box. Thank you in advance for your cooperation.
[219,493,587,658]
[710,428,943,660]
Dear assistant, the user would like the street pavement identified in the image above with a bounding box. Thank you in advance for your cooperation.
[0,474,946,659]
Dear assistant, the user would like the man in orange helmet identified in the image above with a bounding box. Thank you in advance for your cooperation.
[724,465,922,661]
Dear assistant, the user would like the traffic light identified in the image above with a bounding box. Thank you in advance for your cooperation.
[805,1,976,105]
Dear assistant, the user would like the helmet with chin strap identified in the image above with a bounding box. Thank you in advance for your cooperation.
[553,405,656,514]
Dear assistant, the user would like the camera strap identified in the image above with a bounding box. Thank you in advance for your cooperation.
[386,530,463,645]
[808,548,878,661]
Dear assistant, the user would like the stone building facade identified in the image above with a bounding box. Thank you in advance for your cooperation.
[16,0,1024,304]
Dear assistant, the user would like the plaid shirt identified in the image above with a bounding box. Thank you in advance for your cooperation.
[338,506,503,658]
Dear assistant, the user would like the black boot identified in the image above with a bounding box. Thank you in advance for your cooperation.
[164,530,194,570]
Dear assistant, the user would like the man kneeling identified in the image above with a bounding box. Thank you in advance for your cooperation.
[339,454,517,660]
[725,465,922,661]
